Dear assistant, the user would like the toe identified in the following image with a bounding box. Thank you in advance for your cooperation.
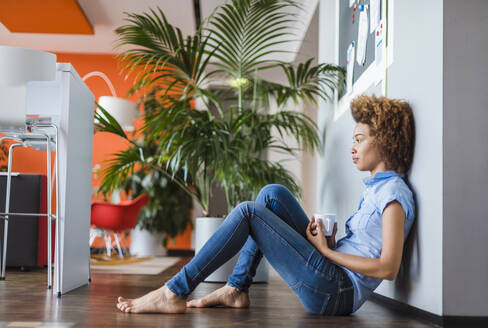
[189,297,212,308]
[186,299,201,308]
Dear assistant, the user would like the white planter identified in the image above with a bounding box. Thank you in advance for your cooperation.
[130,226,167,258]
[195,217,269,283]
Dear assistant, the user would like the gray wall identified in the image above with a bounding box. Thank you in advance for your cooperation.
[319,0,488,317]
[375,0,445,315]
[318,0,445,315]
[443,0,488,316]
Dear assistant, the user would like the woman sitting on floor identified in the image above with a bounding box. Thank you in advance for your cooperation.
[116,94,416,316]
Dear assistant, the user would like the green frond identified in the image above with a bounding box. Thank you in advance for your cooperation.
[94,102,129,140]
[205,0,299,77]
[274,60,346,106]
[98,146,142,195]
[115,8,213,96]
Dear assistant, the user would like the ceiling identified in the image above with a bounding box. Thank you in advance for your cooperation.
[0,0,225,54]
[0,0,318,63]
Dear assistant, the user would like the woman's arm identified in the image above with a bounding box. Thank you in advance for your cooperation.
[306,201,406,281]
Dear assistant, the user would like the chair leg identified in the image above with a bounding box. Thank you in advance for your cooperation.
[1,143,22,280]
[0,211,6,281]
[113,233,124,259]
[45,135,52,289]
[0,211,6,280]
[104,232,112,257]
[89,229,98,247]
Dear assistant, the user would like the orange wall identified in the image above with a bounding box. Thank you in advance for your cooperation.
[56,53,136,194]
[2,53,192,250]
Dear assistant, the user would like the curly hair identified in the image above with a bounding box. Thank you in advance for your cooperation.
[351,95,415,174]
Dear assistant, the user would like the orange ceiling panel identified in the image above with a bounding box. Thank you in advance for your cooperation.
[0,0,93,34]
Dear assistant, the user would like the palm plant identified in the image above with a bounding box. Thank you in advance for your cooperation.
[97,0,345,216]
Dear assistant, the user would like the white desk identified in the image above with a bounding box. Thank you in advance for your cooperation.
[27,63,94,295]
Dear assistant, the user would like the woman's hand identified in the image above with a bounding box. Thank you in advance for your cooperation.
[306,217,329,253]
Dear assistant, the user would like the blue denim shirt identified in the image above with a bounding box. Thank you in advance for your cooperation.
[334,171,415,312]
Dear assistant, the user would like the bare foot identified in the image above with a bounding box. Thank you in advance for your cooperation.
[116,285,186,314]
[186,285,250,308]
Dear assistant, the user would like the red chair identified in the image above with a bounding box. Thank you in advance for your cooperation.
[89,194,150,258]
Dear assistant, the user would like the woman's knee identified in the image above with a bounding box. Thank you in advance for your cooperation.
[235,201,256,217]
[234,201,271,225]
[257,184,292,200]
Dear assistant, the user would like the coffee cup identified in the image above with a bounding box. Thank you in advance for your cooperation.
[312,213,336,237]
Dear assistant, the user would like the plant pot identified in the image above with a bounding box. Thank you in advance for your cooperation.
[130,226,167,258]
[195,217,269,283]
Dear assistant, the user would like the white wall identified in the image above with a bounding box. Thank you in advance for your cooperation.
[297,6,320,215]
[318,0,445,316]
[266,2,320,216]
[442,0,488,316]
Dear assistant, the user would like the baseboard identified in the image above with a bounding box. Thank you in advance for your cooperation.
[90,247,194,258]
[167,249,195,257]
[371,293,488,327]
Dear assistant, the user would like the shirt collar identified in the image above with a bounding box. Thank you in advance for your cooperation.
[362,170,404,186]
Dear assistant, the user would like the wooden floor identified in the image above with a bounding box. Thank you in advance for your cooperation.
[0,258,440,328]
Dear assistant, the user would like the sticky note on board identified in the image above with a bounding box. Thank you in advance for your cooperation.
[346,41,356,94]
[356,5,368,66]
[375,22,384,66]
[370,0,381,33]
[375,22,384,86]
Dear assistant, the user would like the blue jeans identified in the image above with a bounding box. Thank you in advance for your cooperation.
[166,184,354,315]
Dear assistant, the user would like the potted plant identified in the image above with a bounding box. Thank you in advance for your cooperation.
[96,97,193,258]
[117,146,193,258]
[97,0,344,280]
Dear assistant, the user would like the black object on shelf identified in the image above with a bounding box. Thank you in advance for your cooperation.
[0,174,47,268]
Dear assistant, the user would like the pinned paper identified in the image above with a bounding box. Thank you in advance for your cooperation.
[356,5,368,66]
[375,22,384,85]
[370,0,381,33]
[375,22,384,66]
[346,41,356,94]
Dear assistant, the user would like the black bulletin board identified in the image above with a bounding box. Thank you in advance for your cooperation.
[338,0,380,86]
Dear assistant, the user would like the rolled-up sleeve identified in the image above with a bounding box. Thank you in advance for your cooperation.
[375,183,413,221]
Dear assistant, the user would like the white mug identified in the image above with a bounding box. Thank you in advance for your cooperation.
[312,213,336,237]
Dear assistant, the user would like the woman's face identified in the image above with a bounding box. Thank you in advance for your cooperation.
[351,123,386,175]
